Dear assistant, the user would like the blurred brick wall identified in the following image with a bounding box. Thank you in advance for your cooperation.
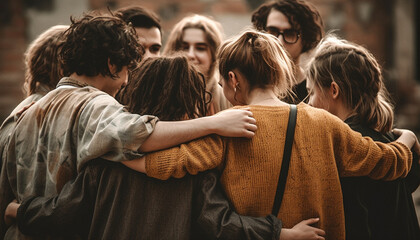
[0,0,26,122]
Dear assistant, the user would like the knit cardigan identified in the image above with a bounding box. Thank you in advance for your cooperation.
[145,103,412,240]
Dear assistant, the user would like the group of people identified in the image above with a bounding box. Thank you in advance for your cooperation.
[0,0,419,239]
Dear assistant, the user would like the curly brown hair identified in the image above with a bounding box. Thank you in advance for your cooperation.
[120,55,209,121]
[251,0,324,53]
[24,25,68,96]
[60,13,143,79]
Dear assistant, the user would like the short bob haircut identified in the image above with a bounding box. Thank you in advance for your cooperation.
[306,35,394,133]
[60,13,143,79]
[24,25,68,96]
[251,0,324,53]
[163,14,223,80]
[218,29,295,98]
[120,55,208,121]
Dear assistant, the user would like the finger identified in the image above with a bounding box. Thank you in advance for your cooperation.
[246,123,258,132]
[317,237,325,240]
[246,116,257,124]
[243,129,255,138]
[299,218,320,225]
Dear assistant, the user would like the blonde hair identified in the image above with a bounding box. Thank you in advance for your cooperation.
[163,14,223,79]
[218,29,295,97]
[306,34,394,133]
[24,25,68,96]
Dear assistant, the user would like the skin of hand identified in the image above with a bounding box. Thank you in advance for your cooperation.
[210,108,257,138]
[4,200,19,226]
[279,218,326,240]
[393,128,420,156]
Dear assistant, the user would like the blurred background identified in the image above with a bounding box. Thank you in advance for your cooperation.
[0,0,419,222]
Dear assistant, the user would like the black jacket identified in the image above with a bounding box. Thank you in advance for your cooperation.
[16,159,281,240]
[341,117,420,240]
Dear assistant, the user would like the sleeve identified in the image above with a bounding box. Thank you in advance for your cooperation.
[193,170,281,240]
[405,151,420,193]
[77,95,159,168]
[16,163,100,236]
[330,117,412,180]
[145,134,225,180]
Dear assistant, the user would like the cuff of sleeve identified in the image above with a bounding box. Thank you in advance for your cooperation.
[266,214,282,240]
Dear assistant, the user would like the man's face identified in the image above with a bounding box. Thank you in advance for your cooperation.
[135,27,162,59]
[266,8,303,62]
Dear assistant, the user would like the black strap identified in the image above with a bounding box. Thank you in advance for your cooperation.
[271,104,297,216]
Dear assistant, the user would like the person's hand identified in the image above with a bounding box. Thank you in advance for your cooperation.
[210,108,257,138]
[279,218,325,240]
[393,128,420,156]
[4,200,20,226]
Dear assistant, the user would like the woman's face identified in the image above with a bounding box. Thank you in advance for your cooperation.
[181,28,212,78]
[306,79,331,112]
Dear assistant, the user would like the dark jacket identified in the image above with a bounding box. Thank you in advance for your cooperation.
[341,117,420,240]
[16,159,281,240]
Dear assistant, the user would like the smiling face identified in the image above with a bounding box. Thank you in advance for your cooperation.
[135,27,162,59]
[181,28,212,78]
[266,9,303,62]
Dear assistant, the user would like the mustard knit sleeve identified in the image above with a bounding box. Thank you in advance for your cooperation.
[332,120,412,180]
[145,135,224,180]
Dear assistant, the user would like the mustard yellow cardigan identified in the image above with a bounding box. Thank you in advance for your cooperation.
[145,103,412,240]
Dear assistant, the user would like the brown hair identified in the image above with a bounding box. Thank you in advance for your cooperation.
[251,0,324,53]
[24,25,68,96]
[116,6,161,33]
[120,55,208,121]
[306,35,394,133]
[163,14,223,79]
[61,13,143,79]
[218,29,295,97]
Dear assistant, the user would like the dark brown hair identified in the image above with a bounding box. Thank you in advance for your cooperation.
[60,13,143,79]
[24,25,68,96]
[120,55,208,121]
[251,0,324,53]
[116,6,161,32]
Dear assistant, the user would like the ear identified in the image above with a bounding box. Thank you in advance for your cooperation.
[108,59,117,75]
[228,71,239,89]
[329,82,340,100]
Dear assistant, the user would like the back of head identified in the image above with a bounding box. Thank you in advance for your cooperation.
[121,55,208,121]
[61,12,143,79]
[218,29,295,97]
[116,6,161,31]
[24,25,68,96]
[306,35,394,133]
[163,14,223,78]
[251,0,324,53]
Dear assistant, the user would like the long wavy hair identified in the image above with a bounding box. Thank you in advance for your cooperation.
[24,25,68,96]
[120,55,208,121]
[306,35,394,133]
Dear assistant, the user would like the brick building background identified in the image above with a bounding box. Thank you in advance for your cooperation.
[1,0,420,223]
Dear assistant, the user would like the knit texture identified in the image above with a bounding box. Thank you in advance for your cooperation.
[146,103,412,240]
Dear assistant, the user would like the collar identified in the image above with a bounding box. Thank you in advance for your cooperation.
[56,77,89,88]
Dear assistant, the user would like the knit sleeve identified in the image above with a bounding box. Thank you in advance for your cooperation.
[145,134,225,180]
[331,118,412,180]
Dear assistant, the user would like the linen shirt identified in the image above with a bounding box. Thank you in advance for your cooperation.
[7,77,158,201]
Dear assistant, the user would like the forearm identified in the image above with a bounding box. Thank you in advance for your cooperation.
[195,171,281,240]
[139,108,256,152]
[139,118,213,152]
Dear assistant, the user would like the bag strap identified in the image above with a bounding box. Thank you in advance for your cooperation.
[271,104,297,216]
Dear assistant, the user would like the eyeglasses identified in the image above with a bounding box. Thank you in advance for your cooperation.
[266,27,300,44]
